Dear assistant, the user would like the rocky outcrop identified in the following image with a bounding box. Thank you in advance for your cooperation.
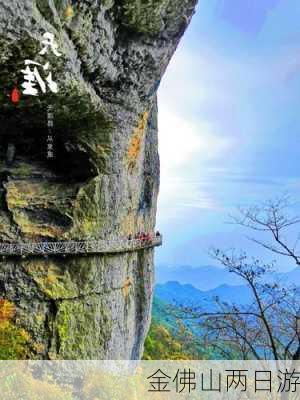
[0,0,197,359]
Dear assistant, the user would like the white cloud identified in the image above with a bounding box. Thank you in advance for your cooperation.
[158,106,231,173]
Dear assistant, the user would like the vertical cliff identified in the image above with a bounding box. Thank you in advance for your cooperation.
[0,0,197,359]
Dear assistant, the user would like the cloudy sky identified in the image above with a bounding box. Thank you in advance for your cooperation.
[156,0,300,271]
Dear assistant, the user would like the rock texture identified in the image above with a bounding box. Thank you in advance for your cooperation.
[0,0,197,359]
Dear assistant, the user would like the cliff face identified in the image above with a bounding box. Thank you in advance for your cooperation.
[0,0,197,359]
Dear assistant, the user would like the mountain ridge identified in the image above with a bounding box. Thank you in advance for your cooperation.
[155,281,253,307]
[156,264,300,290]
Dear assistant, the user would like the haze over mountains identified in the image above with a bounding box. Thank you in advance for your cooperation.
[155,281,253,308]
[156,265,300,291]
[152,265,300,355]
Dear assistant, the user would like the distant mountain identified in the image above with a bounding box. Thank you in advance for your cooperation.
[155,281,211,308]
[151,296,179,330]
[156,265,243,290]
[155,281,253,309]
[207,284,253,305]
[156,265,300,291]
[151,275,300,360]
[274,268,300,286]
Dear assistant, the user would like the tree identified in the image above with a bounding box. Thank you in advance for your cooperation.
[180,197,300,360]
[230,195,300,266]
[143,320,203,360]
[200,251,300,360]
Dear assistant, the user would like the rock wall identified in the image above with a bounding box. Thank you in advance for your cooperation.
[0,0,197,359]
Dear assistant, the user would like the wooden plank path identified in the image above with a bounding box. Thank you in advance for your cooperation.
[0,236,162,257]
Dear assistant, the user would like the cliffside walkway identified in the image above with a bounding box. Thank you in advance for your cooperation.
[0,236,162,257]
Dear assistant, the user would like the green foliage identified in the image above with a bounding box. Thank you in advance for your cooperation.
[145,296,232,360]
[0,300,32,360]
[121,0,169,35]
[0,364,74,399]
[143,318,202,360]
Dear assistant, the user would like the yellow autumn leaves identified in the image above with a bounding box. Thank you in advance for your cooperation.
[0,300,31,359]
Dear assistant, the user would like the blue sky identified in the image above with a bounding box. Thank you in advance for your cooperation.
[156,0,300,271]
